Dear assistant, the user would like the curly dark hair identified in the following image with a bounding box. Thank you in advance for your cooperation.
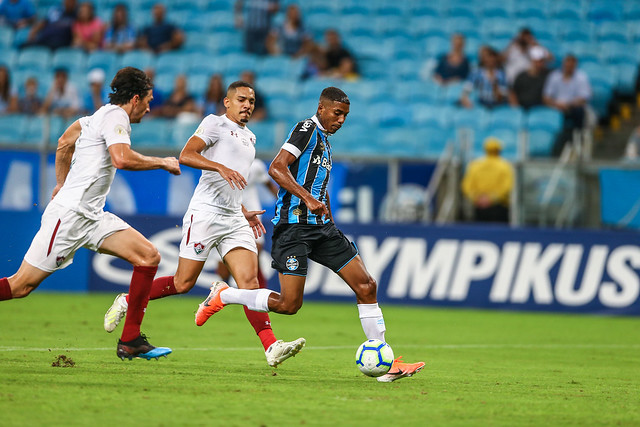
[108,67,153,105]
[320,86,349,104]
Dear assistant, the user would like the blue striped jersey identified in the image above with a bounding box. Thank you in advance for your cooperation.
[272,115,332,226]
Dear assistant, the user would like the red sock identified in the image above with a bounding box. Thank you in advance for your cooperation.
[245,307,277,350]
[120,265,157,342]
[149,275,177,300]
[0,277,12,301]
[244,266,276,350]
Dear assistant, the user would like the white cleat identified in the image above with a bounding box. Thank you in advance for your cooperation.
[104,293,128,333]
[265,338,306,368]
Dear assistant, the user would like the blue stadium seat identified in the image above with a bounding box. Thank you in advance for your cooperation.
[590,81,613,118]
[393,80,440,104]
[0,114,27,144]
[267,97,296,123]
[16,47,51,72]
[184,52,225,75]
[331,124,378,157]
[219,52,258,76]
[250,120,277,152]
[440,82,466,105]
[419,126,454,159]
[0,47,17,68]
[452,107,488,131]
[255,56,294,78]
[374,2,405,17]
[258,77,297,98]
[119,50,155,70]
[154,71,179,96]
[581,62,616,88]
[525,107,563,133]
[156,51,189,74]
[380,128,423,157]
[12,27,29,48]
[347,36,394,61]
[47,116,67,147]
[515,3,547,19]
[22,116,47,147]
[479,1,512,19]
[624,2,640,20]
[587,2,622,22]
[560,26,593,43]
[527,129,556,157]
[423,36,449,58]
[171,120,197,148]
[411,2,441,18]
[341,15,376,38]
[52,48,87,73]
[130,118,172,148]
[596,23,630,43]
[444,17,480,39]
[480,17,513,39]
[445,3,476,20]
[551,1,583,21]
[372,16,404,37]
[341,80,390,104]
[408,16,447,38]
[207,32,244,55]
[487,106,525,131]
[305,13,335,38]
[370,102,412,128]
[186,72,210,97]
[87,51,118,75]
[412,104,452,129]
[0,26,13,49]
[598,41,637,65]
[476,128,519,160]
[359,59,389,80]
[616,63,639,95]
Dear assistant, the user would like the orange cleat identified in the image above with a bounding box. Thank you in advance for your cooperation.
[376,356,425,382]
[195,281,229,326]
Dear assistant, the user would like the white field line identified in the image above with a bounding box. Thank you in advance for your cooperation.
[0,344,638,352]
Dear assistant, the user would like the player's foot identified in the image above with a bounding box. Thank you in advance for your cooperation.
[104,293,128,333]
[116,334,172,360]
[195,281,229,326]
[265,338,306,368]
[376,356,425,382]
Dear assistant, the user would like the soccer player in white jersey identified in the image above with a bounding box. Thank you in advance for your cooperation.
[0,67,181,360]
[194,87,425,382]
[104,81,305,367]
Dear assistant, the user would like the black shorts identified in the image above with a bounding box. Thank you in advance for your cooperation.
[270,222,359,276]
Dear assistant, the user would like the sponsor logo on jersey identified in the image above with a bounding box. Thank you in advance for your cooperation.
[193,242,205,255]
[55,255,66,267]
[286,256,299,271]
[318,141,325,151]
[292,208,302,216]
[300,120,313,132]
[114,124,128,136]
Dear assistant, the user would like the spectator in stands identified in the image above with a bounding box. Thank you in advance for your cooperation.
[138,3,184,53]
[40,67,80,119]
[25,0,77,50]
[0,65,17,114]
[103,3,136,53]
[235,0,279,55]
[509,46,550,110]
[460,47,507,109]
[72,2,104,52]
[239,70,266,121]
[543,54,592,156]
[0,0,36,29]
[299,39,327,80]
[16,76,41,114]
[144,68,164,115]
[83,68,108,114]
[199,74,225,117]
[266,4,309,57]
[503,28,552,86]
[461,137,513,223]
[433,33,470,85]
[157,74,198,119]
[323,29,357,76]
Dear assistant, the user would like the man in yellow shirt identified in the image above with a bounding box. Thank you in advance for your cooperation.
[461,138,514,223]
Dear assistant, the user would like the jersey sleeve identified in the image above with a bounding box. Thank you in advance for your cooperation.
[102,109,131,147]
[281,120,315,158]
[192,114,221,146]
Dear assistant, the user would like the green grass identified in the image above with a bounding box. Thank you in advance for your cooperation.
[1,293,639,426]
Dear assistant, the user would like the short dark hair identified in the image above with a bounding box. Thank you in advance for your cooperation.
[227,80,253,92]
[108,67,153,105]
[320,87,349,104]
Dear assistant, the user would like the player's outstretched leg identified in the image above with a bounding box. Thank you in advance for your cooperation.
[376,357,426,383]
[117,333,172,360]
[195,281,229,326]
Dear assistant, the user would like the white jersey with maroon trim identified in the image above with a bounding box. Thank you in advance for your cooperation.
[187,114,257,215]
[52,104,132,220]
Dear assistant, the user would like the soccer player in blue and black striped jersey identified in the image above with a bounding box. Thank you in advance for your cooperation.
[195,87,425,382]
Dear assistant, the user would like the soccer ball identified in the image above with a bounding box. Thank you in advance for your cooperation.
[355,339,394,377]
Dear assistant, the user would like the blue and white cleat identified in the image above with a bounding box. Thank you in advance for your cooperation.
[116,334,172,361]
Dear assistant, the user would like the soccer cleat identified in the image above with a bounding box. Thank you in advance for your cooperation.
[265,338,306,368]
[104,293,128,333]
[117,334,172,360]
[376,356,425,383]
[195,281,229,326]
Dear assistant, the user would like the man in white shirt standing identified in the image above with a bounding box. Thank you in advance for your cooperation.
[104,81,305,368]
[0,67,181,361]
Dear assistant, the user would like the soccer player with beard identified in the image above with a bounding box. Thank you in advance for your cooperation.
[104,81,305,367]
[0,67,181,360]
[194,87,425,382]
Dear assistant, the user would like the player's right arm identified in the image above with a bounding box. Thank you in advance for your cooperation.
[178,135,247,189]
[51,119,82,199]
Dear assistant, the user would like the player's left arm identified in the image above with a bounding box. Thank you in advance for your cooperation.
[241,204,267,238]
[179,135,247,189]
[52,119,81,199]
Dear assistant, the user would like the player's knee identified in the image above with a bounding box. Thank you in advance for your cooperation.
[356,277,377,303]
[278,299,302,315]
[138,245,161,267]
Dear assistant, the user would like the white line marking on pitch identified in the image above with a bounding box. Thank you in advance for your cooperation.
[0,344,638,352]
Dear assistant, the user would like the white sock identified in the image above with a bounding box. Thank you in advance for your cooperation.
[357,303,386,342]
[220,287,274,312]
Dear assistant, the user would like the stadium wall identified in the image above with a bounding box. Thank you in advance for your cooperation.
[2,210,638,316]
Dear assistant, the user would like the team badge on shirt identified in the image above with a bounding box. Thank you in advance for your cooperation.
[292,208,302,216]
[195,127,204,135]
[114,124,127,136]
[286,256,299,271]
[193,242,205,255]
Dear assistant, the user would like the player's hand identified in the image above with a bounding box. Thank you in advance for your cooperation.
[305,197,329,219]
[218,165,247,190]
[164,157,181,175]
[51,183,63,200]
[244,209,267,238]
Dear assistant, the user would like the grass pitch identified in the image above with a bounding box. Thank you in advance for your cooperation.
[0,293,638,426]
